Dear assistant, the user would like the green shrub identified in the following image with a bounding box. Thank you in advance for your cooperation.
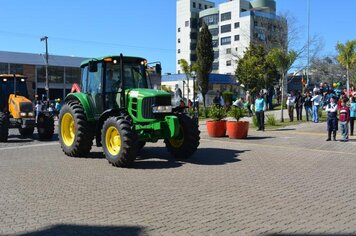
[222,91,233,106]
[318,108,323,118]
[266,114,277,126]
[208,105,226,121]
[227,106,244,121]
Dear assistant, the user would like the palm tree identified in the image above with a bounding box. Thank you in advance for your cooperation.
[336,40,356,98]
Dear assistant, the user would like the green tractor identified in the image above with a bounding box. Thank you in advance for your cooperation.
[58,55,200,167]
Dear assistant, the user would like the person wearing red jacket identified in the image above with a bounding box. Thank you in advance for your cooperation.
[339,99,350,142]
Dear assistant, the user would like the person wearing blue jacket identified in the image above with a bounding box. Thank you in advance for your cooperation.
[255,93,266,131]
[350,94,356,136]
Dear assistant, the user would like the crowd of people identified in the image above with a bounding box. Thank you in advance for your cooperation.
[34,95,62,121]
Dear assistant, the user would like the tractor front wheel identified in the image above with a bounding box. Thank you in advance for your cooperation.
[59,101,93,156]
[164,114,200,159]
[19,127,34,137]
[101,117,138,167]
[37,114,54,140]
[0,112,9,142]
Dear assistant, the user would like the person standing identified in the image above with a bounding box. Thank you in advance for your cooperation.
[350,95,356,136]
[295,91,303,121]
[174,84,183,106]
[255,93,266,131]
[325,97,338,141]
[303,92,313,121]
[311,91,321,123]
[286,91,296,122]
[35,100,42,123]
[245,91,253,117]
[339,99,350,142]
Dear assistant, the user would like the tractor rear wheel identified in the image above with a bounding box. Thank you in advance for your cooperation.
[164,114,200,159]
[37,114,54,140]
[59,101,93,157]
[19,127,34,137]
[101,117,138,167]
[0,112,9,142]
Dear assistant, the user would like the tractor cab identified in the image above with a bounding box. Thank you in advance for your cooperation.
[0,74,29,112]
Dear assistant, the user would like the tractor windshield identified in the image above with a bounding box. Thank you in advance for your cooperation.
[105,62,148,90]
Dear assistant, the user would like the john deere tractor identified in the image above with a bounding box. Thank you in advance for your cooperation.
[58,55,200,167]
[0,74,54,142]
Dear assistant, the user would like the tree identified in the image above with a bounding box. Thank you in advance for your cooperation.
[336,40,356,97]
[267,48,297,122]
[235,44,277,96]
[310,56,345,85]
[179,59,197,101]
[196,22,214,109]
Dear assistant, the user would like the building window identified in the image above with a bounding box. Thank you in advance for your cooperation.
[214,51,219,59]
[201,14,219,26]
[205,5,207,9]
[209,28,219,36]
[37,66,64,83]
[65,67,81,84]
[226,60,232,66]
[191,18,198,28]
[212,39,219,48]
[190,32,197,39]
[235,47,238,52]
[199,3,202,9]
[178,38,181,43]
[226,48,231,54]
[221,24,231,33]
[0,63,8,74]
[10,64,24,74]
[178,49,181,54]
[178,60,181,65]
[221,36,231,45]
[221,12,231,21]
[178,28,180,32]
[185,21,189,27]
[178,70,181,74]
[212,62,219,71]
[234,35,240,41]
[190,43,197,50]
[234,22,240,28]
[193,2,196,8]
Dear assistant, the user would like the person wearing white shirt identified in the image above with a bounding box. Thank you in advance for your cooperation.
[286,91,296,122]
[325,97,338,141]
[311,91,321,123]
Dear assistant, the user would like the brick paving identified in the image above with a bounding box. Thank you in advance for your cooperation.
[0,120,355,235]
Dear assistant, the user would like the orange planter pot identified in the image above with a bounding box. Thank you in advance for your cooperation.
[226,121,249,139]
[206,120,226,137]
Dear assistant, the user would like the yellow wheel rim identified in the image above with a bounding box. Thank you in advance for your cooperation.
[61,113,75,146]
[169,127,184,148]
[106,126,121,156]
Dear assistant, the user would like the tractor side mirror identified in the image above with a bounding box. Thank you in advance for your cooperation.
[89,61,98,72]
[155,64,162,76]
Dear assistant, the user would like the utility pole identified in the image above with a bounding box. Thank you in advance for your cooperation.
[40,36,49,100]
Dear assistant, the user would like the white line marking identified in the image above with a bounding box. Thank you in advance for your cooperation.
[0,142,59,151]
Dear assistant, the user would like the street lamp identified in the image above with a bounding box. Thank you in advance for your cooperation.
[40,36,49,100]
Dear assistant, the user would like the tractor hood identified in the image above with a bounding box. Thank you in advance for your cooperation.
[127,88,171,99]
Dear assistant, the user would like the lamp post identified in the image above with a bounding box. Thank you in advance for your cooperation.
[307,0,310,87]
[40,36,49,100]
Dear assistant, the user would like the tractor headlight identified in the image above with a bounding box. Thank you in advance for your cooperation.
[152,105,172,113]
[28,112,34,117]
[20,112,27,117]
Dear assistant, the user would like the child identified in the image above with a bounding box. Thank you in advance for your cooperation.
[325,96,338,141]
[339,99,350,142]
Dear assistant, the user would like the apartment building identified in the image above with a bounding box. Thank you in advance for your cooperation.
[176,0,282,75]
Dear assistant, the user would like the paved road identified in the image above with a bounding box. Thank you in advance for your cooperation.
[0,121,355,236]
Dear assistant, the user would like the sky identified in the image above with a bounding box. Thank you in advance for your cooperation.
[0,0,355,74]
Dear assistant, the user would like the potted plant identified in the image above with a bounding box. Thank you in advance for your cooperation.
[206,105,226,137]
[226,106,249,139]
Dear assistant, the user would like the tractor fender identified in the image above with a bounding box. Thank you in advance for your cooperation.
[64,93,94,121]
[95,108,126,147]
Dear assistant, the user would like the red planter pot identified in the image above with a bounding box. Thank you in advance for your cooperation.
[226,121,249,139]
[206,120,226,137]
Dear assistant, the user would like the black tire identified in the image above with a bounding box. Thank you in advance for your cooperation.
[138,141,146,151]
[19,127,34,137]
[37,114,55,140]
[0,112,9,142]
[59,101,94,157]
[164,114,200,159]
[101,117,138,167]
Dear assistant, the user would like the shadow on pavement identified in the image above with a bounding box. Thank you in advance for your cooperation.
[246,136,274,140]
[268,128,296,132]
[132,147,246,169]
[16,224,145,236]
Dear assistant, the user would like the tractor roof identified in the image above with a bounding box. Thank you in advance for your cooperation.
[80,55,146,67]
[0,74,27,79]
